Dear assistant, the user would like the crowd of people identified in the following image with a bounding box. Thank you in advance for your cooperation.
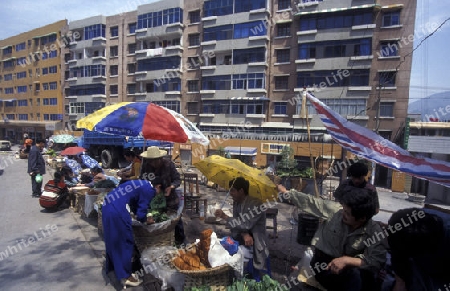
[24,138,450,290]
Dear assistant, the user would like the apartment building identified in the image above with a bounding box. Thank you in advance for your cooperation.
[0,20,67,141]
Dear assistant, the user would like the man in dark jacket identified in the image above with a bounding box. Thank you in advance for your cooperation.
[27,138,46,197]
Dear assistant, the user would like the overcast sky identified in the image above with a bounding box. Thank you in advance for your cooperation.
[0,0,448,104]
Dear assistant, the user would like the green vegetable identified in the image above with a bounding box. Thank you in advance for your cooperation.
[150,192,166,210]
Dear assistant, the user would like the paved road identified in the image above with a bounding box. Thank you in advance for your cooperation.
[0,147,117,291]
[0,148,424,291]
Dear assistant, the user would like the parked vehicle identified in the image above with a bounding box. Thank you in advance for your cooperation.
[0,140,11,151]
[78,130,172,168]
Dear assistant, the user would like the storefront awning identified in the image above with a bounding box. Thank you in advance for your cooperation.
[2,99,17,102]
[224,146,257,156]
[294,4,380,16]
[1,45,12,49]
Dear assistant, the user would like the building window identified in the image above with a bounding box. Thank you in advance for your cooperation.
[278,0,291,10]
[5,87,14,94]
[203,25,233,41]
[231,101,265,115]
[235,0,266,13]
[380,102,394,117]
[298,44,316,59]
[276,49,290,63]
[110,26,119,37]
[84,24,106,40]
[153,101,180,113]
[202,75,231,90]
[379,71,396,87]
[18,114,28,120]
[354,39,372,56]
[232,73,265,89]
[137,8,183,29]
[18,100,28,106]
[274,102,287,114]
[49,66,58,74]
[42,68,49,75]
[204,0,233,17]
[128,63,136,74]
[16,71,27,79]
[110,65,118,76]
[137,56,180,71]
[3,46,12,54]
[129,23,136,34]
[324,44,346,58]
[128,43,136,54]
[275,76,289,90]
[234,21,267,38]
[299,11,372,31]
[18,86,27,93]
[15,42,26,51]
[277,23,291,37]
[187,102,198,114]
[187,80,199,92]
[69,102,85,114]
[188,34,200,46]
[322,98,367,116]
[110,46,118,57]
[382,11,400,27]
[110,85,118,95]
[189,10,201,24]
[127,84,136,94]
[379,41,399,57]
[4,74,13,81]
[233,47,265,64]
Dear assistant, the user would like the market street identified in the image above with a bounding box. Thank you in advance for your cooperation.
[0,147,116,291]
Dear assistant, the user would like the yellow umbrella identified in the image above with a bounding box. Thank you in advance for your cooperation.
[194,155,278,202]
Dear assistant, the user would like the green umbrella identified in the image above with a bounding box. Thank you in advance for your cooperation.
[51,134,75,144]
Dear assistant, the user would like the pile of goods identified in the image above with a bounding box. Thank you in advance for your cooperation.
[146,191,170,224]
[172,229,213,270]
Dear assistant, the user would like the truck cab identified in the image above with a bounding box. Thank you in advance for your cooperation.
[79,130,173,168]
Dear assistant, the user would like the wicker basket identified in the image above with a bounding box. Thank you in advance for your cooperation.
[176,264,233,291]
[132,215,180,252]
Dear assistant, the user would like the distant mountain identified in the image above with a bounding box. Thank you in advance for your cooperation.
[408,91,450,121]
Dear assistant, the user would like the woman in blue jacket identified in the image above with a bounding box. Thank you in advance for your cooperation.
[102,179,155,287]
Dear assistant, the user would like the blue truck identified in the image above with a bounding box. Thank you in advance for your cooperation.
[78,130,172,168]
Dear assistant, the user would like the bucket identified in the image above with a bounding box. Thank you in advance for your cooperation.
[297,213,320,245]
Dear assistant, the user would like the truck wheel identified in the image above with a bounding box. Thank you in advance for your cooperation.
[101,149,113,169]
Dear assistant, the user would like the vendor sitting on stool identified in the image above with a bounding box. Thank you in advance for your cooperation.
[214,177,270,281]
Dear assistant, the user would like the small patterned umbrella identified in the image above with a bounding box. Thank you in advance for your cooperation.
[52,134,75,144]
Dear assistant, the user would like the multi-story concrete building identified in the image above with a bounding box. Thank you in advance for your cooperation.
[3,0,417,187]
[0,20,67,141]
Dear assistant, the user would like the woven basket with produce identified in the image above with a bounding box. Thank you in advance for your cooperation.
[132,191,183,252]
[172,229,240,291]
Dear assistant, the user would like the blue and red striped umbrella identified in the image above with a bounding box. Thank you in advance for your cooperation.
[76,102,209,146]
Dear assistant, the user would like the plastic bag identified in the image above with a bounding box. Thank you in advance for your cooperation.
[35,174,43,183]
[208,232,243,276]
[220,236,239,255]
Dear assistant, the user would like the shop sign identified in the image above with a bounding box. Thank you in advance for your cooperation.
[261,143,290,154]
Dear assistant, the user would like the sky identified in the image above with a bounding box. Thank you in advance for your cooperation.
[0,0,449,105]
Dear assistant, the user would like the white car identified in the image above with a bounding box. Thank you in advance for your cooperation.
[0,140,11,151]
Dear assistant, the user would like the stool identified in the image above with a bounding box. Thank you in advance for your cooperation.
[183,173,199,195]
[266,208,278,238]
[184,196,207,218]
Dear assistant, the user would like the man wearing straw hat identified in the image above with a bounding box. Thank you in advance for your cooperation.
[140,146,185,244]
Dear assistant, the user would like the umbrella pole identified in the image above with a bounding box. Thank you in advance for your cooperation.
[219,178,236,209]
[220,191,230,209]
